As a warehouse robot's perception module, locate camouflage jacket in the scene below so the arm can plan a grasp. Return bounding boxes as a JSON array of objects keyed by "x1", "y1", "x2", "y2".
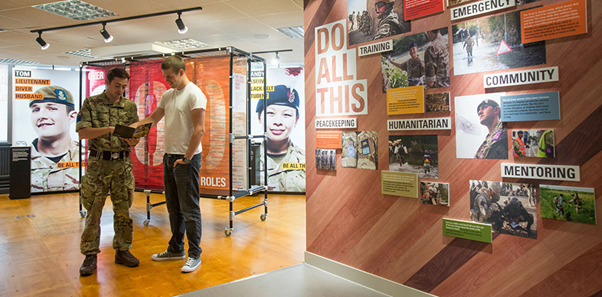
[
  {"x1": 76, "y1": 91, "x2": 139, "y2": 152},
  {"x1": 475, "y1": 121, "x2": 508, "y2": 159},
  {"x1": 398, "y1": 57, "x2": 425, "y2": 82},
  {"x1": 373, "y1": 11, "x2": 402, "y2": 40},
  {"x1": 425, "y1": 34, "x2": 450, "y2": 88},
  {"x1": 31, "y1": 139, "x2": 79, "y2": 193},
  {"x1": 464, "y1": 37, "x2": 474, "y2": 49},
  {"x1": 259, "y1": 141, "x2": 306, "y2": 192}
]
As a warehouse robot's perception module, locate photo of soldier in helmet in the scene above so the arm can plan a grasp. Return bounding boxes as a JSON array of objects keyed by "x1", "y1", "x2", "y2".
[
  {"x1": 348, "y1": 0, "x2": 411, "y2": 46},
  {"x1": 420, "y1": 182, "x2": 449, "y2": 206}
]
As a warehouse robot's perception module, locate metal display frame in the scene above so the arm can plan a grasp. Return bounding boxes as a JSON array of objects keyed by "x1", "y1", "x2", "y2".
[{"x1": 77, "y1": 47, "x2": 268, "y2": 236}]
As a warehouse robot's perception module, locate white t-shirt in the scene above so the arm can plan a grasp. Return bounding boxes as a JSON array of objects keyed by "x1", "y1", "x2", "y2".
[{"x1": 158, "y1": 82, "x2": 207, "y2": 155}]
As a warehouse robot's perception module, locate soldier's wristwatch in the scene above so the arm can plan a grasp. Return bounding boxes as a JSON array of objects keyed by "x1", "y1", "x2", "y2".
[{"x1": 182, "y1": 157, "x2": 191, "y2": 164}]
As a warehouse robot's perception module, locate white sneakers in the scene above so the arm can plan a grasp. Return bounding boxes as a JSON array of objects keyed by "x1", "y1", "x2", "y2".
[
  {"x1": 152, "y1": 250, "x2": 201, "y2": 273},
  {"x1": 181, "y1": 257, "x2": 202, "y2": 273},
  {"x1": 151, "y1": 250, "x2": 186, "y2": 261}
]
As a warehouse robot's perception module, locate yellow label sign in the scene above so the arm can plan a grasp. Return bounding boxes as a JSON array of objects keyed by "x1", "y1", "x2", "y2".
[
  {"x1": 57, "y1": 162, "x2": 80, "y2": 169},
  {"x1": 386, "y1": 85, "x2": 425, "y2": 115},
  {"x1": 15, "y1": 78, "x2": 50, "y2": 85},
  {"x1": 15, "y1": 86, "x2": 33, "y2": 92},
  {"x1": 381, "y1": 171, "x2": 418, "y2": 198},
  {"x1": 251, "y1": 93, "x2": 274, "y2": 100},
  {"x1": 251, "y1": 85, "x2": 274, "y2": 92},
  {"x1": 282, "y1": 162, "x2": 306, "y2": 169},
  {"x1": 15, "y1": 93, "x2": 43, "y2": 100}
]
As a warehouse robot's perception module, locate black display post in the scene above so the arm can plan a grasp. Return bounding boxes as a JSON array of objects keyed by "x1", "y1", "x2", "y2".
[
  {"x1": 9, "y1": 146, "x2": 31, "y2": 199},
  {"x1": 249, "y1": 142, "x2": 261, "y2": 187}
]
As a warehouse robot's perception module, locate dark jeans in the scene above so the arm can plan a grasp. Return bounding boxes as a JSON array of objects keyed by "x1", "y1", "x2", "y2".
[{"x1": 163, "y1": 153, "x2": 202, "y2": 258}]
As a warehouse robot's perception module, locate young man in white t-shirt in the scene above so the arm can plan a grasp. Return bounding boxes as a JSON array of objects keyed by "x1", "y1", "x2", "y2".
[{"x1": 131, "y1": 55, "x2": 207, "y2": 273}]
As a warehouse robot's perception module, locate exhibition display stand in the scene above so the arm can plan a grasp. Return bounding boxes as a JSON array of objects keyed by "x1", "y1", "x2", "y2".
[{"x1": 9, "y1": 146, "x2": 31, "y2": 199}]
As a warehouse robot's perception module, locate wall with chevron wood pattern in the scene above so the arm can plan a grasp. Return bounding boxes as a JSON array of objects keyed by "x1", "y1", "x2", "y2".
[{"x1": 304, "y1": 0, "x2": 602, "y2": 295}]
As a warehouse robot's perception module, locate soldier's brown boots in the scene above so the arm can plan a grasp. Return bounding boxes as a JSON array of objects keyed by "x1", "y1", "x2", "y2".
[
  {"x1": 79, "y1": 255, "x2": 97, "y2": 276},
  {"x1": 115, "y1": 250, "x2": 140, "y2": 267}
]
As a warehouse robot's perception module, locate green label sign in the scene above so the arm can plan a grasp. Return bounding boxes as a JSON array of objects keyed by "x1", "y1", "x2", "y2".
[{"x1": 442, "y1": 218, "x2": 492, "y2": 243}]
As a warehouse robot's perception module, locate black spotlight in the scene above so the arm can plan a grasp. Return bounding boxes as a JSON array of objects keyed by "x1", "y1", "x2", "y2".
[
  {"x1": 36, "y1": 32, "x2": 49, "y2": 50},
  {"x1": 100, "y1": 23, "x2": 113, "y2": 43},
  {"x1": 175, "y1": 12, "x2": 188, "y2": 34}
]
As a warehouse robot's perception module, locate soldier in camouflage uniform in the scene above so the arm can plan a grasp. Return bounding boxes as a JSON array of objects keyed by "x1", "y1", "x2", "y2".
[
  {"x1": 360, "y1": 11, "x2": 372, "y2": 35},
  {"x1": 77, "y1": 68, "x2": 140, "y2": 276},
  {"x1": 471, "y1": 182, "x2": 503, "y2": 232},
  {"x1": 373, "y1": 0, "x2": 408, "y2": 40},
  {"x1": 256, "y1": 85, "x2": 305, "y2": 192},
  {"x1": 463, "y1": 33, "x2": 474, "y2": 57},
  {"x1": 474, "y1": 100, "x2": 508, "y2": 159},
  {"x1": 29, "y1": 86, "x2": 79, "y2": 193},
  {"x1": 424, "y1": 29, "x2": 450, "y2": 88},
  {"x1": 387, "y1": 41, "x2": 425, "y2": 86},
  {"x1": 508, "y1": 24, "x2": 518, "y2": 46}
]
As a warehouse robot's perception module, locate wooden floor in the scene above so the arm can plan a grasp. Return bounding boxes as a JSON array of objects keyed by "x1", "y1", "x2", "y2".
[{"x1": 0, "y1": 191, "x2": 306, "y2": 297}]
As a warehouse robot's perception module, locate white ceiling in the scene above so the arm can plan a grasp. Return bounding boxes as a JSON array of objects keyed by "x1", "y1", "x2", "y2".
[{"x1": 0, "y1": 0, "x2": 304, "y2": 67}]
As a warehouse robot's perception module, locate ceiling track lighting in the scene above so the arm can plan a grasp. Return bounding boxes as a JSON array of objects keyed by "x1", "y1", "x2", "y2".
[
  {"x1": 100, "y1": 22, "x2": 113, "y2": 43},
  {"x1": 36, "y1": 32, "x2": 49, "y2": 50},
  {"x1": 252, "y1": 49, "x2": 292, "y2": 68},
  {"x1": 31, "y1": 6, "x2": 202, "y2": 50},
  {"x1": 272, "y1": 52, "x2": 280, "y2": 67},
  {"x1": 176, "y1": 12, "x2": 188, "y2": 34}
]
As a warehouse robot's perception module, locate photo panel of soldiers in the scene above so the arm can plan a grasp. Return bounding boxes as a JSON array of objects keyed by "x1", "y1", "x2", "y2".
[
  {"x1": 341, "y1": 131, "x2": 378, "y2": 169},
  {"x1": 316, "y1": 149, "x2": 337, "y2": 170},
  {"x1": 388, "y1": 135, "x2": 438, "y2": 178},
  {"x1": 511, "y1": 129, "x2": 555, "y2": 158},
  {"x1": 425, "y1": 92, "x2": 450, "y2": 113},
  {"x1": 381, "y1": 27, "x2": 449, "y2": 92},
  {"x1": 451, "y1": 9, "x2": 547, "y2": 76},
  {"x1": 12, "y1": 68, "x2": 81, "y2": 194},
  {"x1": 347, "y1": 0, "x2": 411, "y2": 46},
  {"x1": 540, "y1": 185, "x2": 596, "y2": 225},
  {"x1": 470, "y1": 180, "x2": 537, "y2": 239},
  {"x1": 512, "y1": 129, "x2": 556, "y2": 158},
  {"x1": 455, "y1": 93, "x2": 508, "y2": 159},
  {"x1": 420, "y1": 182, "x2": 449, "y2": 206}
]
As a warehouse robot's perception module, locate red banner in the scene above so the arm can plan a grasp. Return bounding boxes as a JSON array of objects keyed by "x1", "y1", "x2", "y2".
[
  {"x1": 404, "y1": 0, "x2": 444, "y2": 20},
  {"x1": 129, "y1": 60, "x2": 168, "y2": 190}
]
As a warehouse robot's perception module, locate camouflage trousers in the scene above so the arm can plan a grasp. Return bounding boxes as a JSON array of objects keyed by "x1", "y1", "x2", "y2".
[{"x1": 80, "y1": 157, "x2": 134, "y2": 255}]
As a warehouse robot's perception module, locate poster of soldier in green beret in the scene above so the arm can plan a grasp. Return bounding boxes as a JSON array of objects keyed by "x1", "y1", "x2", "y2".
[
  {"x1": 455, "y1": 93, "x2": 508, "y2": 159},
  {"x1": 12, "y1": 68, "x2": 81, "y2": 193}
]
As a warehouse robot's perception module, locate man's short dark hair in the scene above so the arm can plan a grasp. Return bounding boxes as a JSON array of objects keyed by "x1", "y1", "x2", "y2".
[
  {"x1": 106, "y1": 68, "x2": 130, "y2": 83},
  {"x1": 161, "y1": 55, "x2": 186, "y2": 73}
]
